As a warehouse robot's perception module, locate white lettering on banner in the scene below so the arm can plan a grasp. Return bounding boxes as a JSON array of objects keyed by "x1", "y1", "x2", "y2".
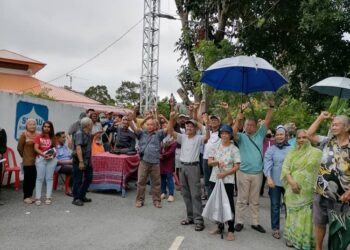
[{"x1": 16, "y1": 107, "x2": 45, "y2": 139}]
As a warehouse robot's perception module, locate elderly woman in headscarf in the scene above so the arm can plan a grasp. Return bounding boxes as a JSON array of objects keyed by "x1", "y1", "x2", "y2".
[
  {"x1": 208, "y1": 124, "x2": 240, "y2": 241},
  {"x1": 263, "y1": 125, "x2": 292, "y2": 239},
  {"x1": 281, "y1": 129, "x2": 322, "y2": 249}
]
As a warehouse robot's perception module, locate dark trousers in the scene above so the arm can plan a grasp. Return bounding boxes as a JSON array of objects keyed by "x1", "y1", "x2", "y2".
[
  {"x1": 269, "y1": 186, "x2": 285, "y2": 230},
  {"x1": 217, "y1": 183, "x2": 235, "y2": 232},
  {"x1": 23, "y1": 165, "x2": 37, "y2": 199},
  {"x1": 260, "y1": 175, "x2": 267, "y2": 195},
  {"x1": 202, "y1": 159, "x2": 213, "y2": 197},
  {"x1": 72, "y1": 160, "x2": 93, "y2": 201}
]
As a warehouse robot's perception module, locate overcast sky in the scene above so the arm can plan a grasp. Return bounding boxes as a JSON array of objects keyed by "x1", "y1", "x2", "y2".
[{"x1": 0, "y1": 0, "x2": 183, "y2": 100}]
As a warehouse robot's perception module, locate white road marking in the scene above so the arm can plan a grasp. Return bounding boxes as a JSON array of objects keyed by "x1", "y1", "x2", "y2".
[{"x1": 169, "y1": 236, "x2": 185, "y2": 250}]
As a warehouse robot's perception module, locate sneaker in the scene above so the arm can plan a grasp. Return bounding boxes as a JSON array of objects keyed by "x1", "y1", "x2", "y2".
[
  {"x1": 35, "y1": 200, "x2": 41, "y2": 206},
  {"x1": 160, "y1": 193, "x2": 167, "y2": 200},
  {"x1": 167, "y1": 195, "x2": 174, "y2": 202},
  {"x1": 72, "y1": 199, "x2": 84, "y2": 206}
]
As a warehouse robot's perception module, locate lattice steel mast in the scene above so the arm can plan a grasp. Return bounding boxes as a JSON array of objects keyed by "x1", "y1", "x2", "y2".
[{"x1": 140, "y1": 0, "x2": 160, "y2": 114}]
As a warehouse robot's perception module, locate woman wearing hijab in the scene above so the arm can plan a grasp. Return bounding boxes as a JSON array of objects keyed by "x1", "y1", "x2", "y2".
[
  {"x1": 208, "y1": 125, "x2": 240, "y2": 241},
  {"x1": 263, "y1": 125, "x2": 292, "y2": 239},
  {"x1": 281, "y1": 129, "x2": 322, "y2": 249},
  {"x1": 17, "y1": 118, "x2": 38, "y2": 204}
]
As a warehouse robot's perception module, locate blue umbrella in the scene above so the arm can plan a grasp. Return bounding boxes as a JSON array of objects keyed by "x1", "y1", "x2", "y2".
[{"x1": 200, "y1": 55, "x2": 288, "y2": 94}]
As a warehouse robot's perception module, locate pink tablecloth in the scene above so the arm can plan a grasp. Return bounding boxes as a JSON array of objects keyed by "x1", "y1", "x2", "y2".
[{"x1": 90, "y1": 152, "x2": 140, "y2": 197}]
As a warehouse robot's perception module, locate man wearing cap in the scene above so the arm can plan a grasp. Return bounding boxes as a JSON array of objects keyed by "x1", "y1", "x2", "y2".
[
  {"x1": 233, "y1": 100, "x2": 274, "y2": 234},
  {"x1": 168, "y1": 112, "x2": 210, "y2": 231}
]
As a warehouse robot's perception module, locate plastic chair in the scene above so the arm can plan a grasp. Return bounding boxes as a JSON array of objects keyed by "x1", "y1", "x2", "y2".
[
  {"x1": 53, "y1": 171, "x2": 71, "y2": 194},
  {"x1": 2, "y1": 147, "x2": 21, "y2": 191}
]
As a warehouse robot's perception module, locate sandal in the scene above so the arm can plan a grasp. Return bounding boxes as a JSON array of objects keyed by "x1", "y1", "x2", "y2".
[
  {"x1": 154, "y1": 202, "x2": 162, "y2": 208},
  {"x1": 272, "y1": 230, "x2": 281, "y2": 239},
  {"x1": 45, "y1": 198, "x2": 52, "y2": 205},
  {"x1": 135, "y1": 201, "x2": 143, "y2": 208},
  {"x1": 180, "y1": 219, "x2": 194, "y2": 226},
  {"x1": 286, "y1": 241, "x2": 293, "y2": 248},
  {"x1": 35, "y1": 199, "x2": 41, "y2": 206},
  {"x1": 195, "y1": 224, "x2": 205, "y2": 231},
  {"x1": 226, "y1": 232, "x2": 235, "y2": 241},
  {"x1": 23, "y1": 198, "x2": 33, "y2": 204}
]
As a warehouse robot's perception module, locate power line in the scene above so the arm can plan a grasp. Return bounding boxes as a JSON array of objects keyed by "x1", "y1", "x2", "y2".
[
  {"x1": 17, "y1": 17, "x2": 143, "y2": 93},
  {"x1": 47, "y1": 17, "x2": 143, "y2": 83}
]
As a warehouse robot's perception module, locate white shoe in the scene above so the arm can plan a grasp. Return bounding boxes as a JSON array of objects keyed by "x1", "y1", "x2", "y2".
[
  {"x1": 167, "y1": 195, "x2": 174, "y2": 202},
  {"x1": 35, "y1": 200, "x2": 41, "y2": 206},
  {"x1": 160, "y1": 193, "x2": 167, "y2": 200}
]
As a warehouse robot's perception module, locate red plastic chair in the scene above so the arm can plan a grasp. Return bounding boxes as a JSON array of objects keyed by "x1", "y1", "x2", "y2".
[
  {"x1": 2, "y1": 147, "x2": 21, "y2": 191},
  {"x1": 53, "y1": 171, "x2": 71, "y2": 193}
]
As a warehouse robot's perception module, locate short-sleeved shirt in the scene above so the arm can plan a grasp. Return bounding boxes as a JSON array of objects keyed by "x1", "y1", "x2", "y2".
[
  {"x1": 315, "y1": 135, "x2": 350, "y2": 202},
  {"x1": 55, "y1": 144, "x2": 72, "y2": 172},
  {"x1": 208, "y1": 143, "x2": 240, "y2": 184},
  {"x1": 137, "y1": 129, "x2": 166, "y2": 164},
  {"x1": 176, "y1": 133, "x2": 204, "y2": 163},
  {"x1": 203, "y1": 130, "x2": 220, "y2": 160},
  {"x1": 237, "y1": 125, "x2": 267, "y2": 174},
  {"x1": 74, "y1": 130, "x2": 92, "y2": 161},
  {"x1": 34, "y1": 134, "x2": 53, "y2": 154}
]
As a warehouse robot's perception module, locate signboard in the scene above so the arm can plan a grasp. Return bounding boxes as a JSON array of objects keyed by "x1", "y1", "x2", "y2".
[{"x1": 15, "y1": 101, "x2": 48, "y2": 140}]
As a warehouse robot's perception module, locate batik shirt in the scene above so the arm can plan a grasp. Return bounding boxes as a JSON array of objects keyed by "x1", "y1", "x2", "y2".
[{"x1": 316, "y1": 136, "x2": 350, "y2": 202}]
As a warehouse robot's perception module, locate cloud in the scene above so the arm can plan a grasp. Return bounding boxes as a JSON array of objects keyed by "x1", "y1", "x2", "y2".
[{"x1": 0, "y1": 0, "x2": 183, "y2": 100}]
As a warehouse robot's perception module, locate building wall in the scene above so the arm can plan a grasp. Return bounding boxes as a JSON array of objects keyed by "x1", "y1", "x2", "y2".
[{"x1": 0, "y1": 91, "x2": 84, "y2": 183}]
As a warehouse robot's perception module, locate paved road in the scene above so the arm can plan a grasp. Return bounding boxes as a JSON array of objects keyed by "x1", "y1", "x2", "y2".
[{"x1": 0, "y1": 183, "x2": 294, "y2": 250}]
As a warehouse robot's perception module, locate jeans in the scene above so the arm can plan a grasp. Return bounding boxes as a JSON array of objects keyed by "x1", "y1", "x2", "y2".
[
  {"x1": 202, "y1": 159, "x2": 213, "y2": 197},
  {"x1": 35, "y1": 157, "x2": 58, "y2": 199},
  {"x1": 161, "y1": 173, "x2": 174, "y2": 195},
  {"x1": 72, "y1": 160, "x2": 93, "y2": 201},
  {"x1": 269, "y1": 186, "x2": 285, "y2": 230}
]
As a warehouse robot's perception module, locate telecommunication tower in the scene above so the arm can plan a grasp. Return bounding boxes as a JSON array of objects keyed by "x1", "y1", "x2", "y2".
[{"x1": 140, "y1": 0, "x2": 160, "y2": 114}]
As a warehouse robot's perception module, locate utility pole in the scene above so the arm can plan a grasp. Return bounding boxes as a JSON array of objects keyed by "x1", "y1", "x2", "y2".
[
  {"x1": 66, "y1": 74, "x2": 73, "y2": 89},
  {"x1": 140, "y1": 0, "x2": 160, "y2": 114}
]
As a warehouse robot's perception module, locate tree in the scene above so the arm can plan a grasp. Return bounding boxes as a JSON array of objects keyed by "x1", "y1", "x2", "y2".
[
  {"x1": 174, "y1": 0, "x2": 350, "y2": 112},
  {"x1": 84, "y1": 85, "x2": 115, "y2": 105},
  {"x1": 115, "y1": 81, "x2": 140, "y2": 107}
]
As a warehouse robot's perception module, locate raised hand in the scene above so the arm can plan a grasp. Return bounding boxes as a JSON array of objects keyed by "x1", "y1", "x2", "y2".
[
  {"x1": 193, "y1": 102, "x2": 200, "y2": 110},
  {"x1": 267, "y1": 99, "x2": 275, "y2": 108},
  {"x1": 319, "y1": 111, "x2": 332, "y2": 120},
  {"x1": 219, "y1": 102, "x2": 229, "y2": 110}
]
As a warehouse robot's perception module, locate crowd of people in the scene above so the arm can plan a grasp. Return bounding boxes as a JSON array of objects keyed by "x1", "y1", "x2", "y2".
[{"x1": 0, "y1": 99, "x2": 350, "y2": 250}]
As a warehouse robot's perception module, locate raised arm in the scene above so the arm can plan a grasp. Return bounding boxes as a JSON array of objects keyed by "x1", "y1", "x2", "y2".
[
  {"x1": 166, "y1": 111, "x2": 178, "y2": 138},
  {"x1": 220, "y1": 102, "x2": 233, "y2": 125},
  {"x1": 264, "y1": 99, "x2": 275, "y2": 129},
  {"x1": 307, "y1": 111, "x2": 332, "y2": 144},
  {"x1": 202, "y1": 114, "x2": 210, "y2": 143}
]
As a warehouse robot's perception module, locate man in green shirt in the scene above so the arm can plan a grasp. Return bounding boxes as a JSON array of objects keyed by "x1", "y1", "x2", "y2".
[{"x1": 233, "y1": 101, "x2": 274, "y2": 233}]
